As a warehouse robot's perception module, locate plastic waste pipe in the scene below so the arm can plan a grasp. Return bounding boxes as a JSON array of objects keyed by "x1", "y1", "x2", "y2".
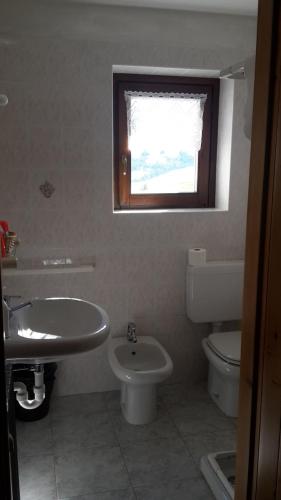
[{"x1": 14, "y1": 366, "x2": 45, "y2": 410}]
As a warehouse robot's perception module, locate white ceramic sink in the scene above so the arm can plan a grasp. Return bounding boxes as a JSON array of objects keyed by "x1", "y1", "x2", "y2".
[{"x1": 5, "y1": 298, "x2": 110, "y2": 364}]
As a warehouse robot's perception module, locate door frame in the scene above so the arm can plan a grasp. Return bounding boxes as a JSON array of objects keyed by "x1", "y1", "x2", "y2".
[
  {"x1": 0, "y1": 264, "x2": 12, "y2": 500},
  {"x1": 236, "y1": 0, "x2": 281, "y2": 498},
  {"x1": 0, "y1": 1, "x2": 281, "y2": 499}
]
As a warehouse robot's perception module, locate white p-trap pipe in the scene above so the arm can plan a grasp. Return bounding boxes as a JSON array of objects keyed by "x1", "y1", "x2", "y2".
[{"x1": 14, "y1": 366, "x2": 45, "y2": 410}]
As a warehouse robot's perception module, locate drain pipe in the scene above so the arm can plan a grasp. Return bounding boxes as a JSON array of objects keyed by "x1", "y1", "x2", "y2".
[{"x1": 14, "y1": 365, "x2": 45, "y2": 410}]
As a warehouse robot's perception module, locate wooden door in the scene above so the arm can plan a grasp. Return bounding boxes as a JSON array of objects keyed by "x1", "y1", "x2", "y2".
[{"x1": 236, "y1": 0, "x2": 281, "y2": 498}]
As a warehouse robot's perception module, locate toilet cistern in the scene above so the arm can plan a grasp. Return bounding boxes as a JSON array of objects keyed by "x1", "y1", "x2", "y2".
[
  {"x1": 127, "y1": 322, "x2": 137, "y2": 343},
  {"x1": 186, "y1": 260, "x2": 244, "y2": 417}
]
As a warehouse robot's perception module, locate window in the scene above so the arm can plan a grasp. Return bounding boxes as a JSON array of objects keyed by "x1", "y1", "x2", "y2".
[{"x1": 113, "y1": 73, "x2": 220, "y2": 210}]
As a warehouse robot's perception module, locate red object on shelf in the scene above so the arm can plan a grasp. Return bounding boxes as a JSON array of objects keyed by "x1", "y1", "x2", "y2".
[{"x1": 0, "y1": 220, "x2": 9, "y2": 257}]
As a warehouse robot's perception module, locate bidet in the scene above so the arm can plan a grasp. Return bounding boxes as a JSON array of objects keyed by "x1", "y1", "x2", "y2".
[{"x1": 108, "y1": 336, "x2": 173, "y2": 424}]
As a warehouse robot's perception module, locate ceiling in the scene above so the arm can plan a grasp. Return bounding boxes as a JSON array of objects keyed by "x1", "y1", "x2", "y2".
[{"x1": 65, "y1": 0, "x2": 258, "y2": 16}]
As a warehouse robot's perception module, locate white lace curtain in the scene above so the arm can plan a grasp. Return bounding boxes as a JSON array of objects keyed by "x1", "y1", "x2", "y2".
[{"x1": 124, "y1": 90, "x2": 207, "y2": 156}]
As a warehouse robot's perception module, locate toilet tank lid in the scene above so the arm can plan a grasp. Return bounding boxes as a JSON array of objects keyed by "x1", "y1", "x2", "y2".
[
  {"x1": 187, "y1": 260, "x2": 244, "y2": 275},
  {"x1": 208, "y1": 331, "x2": 241, "y2": 363}
]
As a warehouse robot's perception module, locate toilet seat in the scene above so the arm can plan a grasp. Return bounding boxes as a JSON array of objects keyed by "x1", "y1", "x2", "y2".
[{"x1": 207, "y1": 331, "x2": 241, "y2": 366}]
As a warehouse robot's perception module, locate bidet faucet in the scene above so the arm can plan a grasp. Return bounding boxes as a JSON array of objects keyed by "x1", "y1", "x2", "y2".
[{"x1": 127, "y1": 322, "x2": 137, "y2": 343}]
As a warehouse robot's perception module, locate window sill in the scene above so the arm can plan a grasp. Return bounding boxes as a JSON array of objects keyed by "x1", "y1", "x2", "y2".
[{"x1": 113, "y1": 208, "x2": 228, "y2": 214}]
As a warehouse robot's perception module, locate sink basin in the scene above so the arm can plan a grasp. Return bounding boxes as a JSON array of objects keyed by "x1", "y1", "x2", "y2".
[{"x1": 5, "y1": 297, "x2": 110, "y2": 364}]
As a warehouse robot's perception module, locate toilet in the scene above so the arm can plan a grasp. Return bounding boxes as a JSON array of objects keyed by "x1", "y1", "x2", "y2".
[
  {"x1": 108, "y1": 336, "x2": 173, "y2": 425},
  {"x1": 186, "y1": 260, "x2": 244, "y2": 418},
  {"x1": 202, "y1": 330, "x2": 241, "y2": 417}
]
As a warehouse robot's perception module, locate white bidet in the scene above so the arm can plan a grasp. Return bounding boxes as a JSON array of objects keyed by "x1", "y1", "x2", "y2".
[{"x1": 108, "y1": 336, "x2": 173, "y2": 424}]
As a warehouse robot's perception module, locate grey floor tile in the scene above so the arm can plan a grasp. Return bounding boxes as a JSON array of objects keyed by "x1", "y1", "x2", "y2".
[
  {"x1": 168, "y1": 397, "x2": 215, "y2": 417},
  {"x1": 121, "y1": 437, "x2": 199, "y2": 488},
  {"x1": 134, "y1": 477, "x2": 213, "y2": 500},
  {"x1": 110, "y1": 410, "x2": 179, "y2": 445},
  {"x1": 185, "y1": 383, "x2": 210, "y2": 403},
  {"x1": 52, "y1": 411, "x2": 117, "y2": 454},
  {"x1": 159, "y1": 382, "x2": 209, "y2": 407},
  {"x1": 170, "y1": 399, "x2": 235, "y2": 436},
  {"x1": 18, "y1": 387, "x2": 236, "y2": 500},
  {"x1": 55, "y1": 446, "x2": 130, "y2": 498},
  {"x1": 105, "y1": 391, "x2": 165, "y2": 414},
  {"x1": 19, "y1": 454, "x2": 57, "y2": 500},
  {"x1": 58, "y1": 488, "x2": 135, "y2": 500},
  {"x1": 17, "y1": 416, "x2": 54, "y2": 457},
  {"x1": 158, "y1": 384, "x2": 189, "y2": 407},
  {"x1": 183, "y1": 429, "x2": 237, "y2": 465},
  {"x1": 105, "y1": 391, "x2": 121, "y2": 411},
  {"x1": 51, "y1": 392, "x2": 107, "y2": 418}
]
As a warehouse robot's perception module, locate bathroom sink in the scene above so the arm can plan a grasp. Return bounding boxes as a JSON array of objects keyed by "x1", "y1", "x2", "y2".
[{"x1": 5, "y1": 298, "x2": 110, "y2": 364}]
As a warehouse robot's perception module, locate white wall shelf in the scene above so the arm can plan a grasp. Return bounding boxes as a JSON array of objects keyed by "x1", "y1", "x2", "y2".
[{"x1": 1, "y1": 257, "x2": 95, "y2": 276}]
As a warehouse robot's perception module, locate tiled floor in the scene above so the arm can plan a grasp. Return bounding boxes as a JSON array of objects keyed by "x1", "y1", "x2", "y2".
[{"x1": 16, "y1": 383, "x2": 237, "y2": 500}]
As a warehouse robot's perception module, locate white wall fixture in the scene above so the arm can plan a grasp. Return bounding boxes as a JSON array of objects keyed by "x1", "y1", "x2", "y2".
[
  {"x1": 186, "y1": 260, "x2": 243, "y2": 417},
  {"x1": 108, "y1": 335, "x2": 173, "y2": 424},
  {"x1": 202, "y1": 330, "x2": 241, "y2": 417},
  {"x1": 5, "y1": 297, "x2": 110, "y2": 364},
  {"x1": 186, "y1": 261, "x2": 244, "y2": 323}
]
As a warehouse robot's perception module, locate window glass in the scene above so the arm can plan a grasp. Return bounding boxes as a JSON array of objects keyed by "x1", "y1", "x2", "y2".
[{"x1": 125, "y1": 93, "x2": 206, "y2": 194}]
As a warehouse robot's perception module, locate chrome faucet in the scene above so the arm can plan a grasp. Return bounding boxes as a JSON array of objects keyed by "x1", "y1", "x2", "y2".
[
  {"x1": 127, "y1": 322, "x2": 137, "y2": 343},
  {"x1": 3, "y1": 295, "x2": 32, "y2": 318}
]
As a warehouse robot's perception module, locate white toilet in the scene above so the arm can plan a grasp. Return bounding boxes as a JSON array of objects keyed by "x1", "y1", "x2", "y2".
[
  {"x1": 186, "y1": 260, "x2": 244, "y2": 418},
  {"x1": 108, "y1": 336, "x2": 173, "y2": 424},
  {"x1": 202, "y1": 330, "x2": 241, "y2": 417}
]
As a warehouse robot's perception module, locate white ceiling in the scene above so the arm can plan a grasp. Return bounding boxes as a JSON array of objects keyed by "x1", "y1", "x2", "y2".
[{"x1": 67, "y1": 0, "x2": 258, "y2": 16}]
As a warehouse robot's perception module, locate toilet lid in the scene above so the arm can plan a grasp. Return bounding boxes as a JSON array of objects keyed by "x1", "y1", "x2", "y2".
[{"x1": 208, "y1": 331, "x2": 241, "y2": 364}]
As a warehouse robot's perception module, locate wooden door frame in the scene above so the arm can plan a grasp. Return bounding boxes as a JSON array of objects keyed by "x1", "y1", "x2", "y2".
[
  {"x1": 236, "y1": 0, "x2": 281, "y2": 498},
  {"x1": 0, "y1": 265, "x2": 12, "y2": 500},
  {"x1": 0, "y1": 1, "x2": 280, "y2": 499}
]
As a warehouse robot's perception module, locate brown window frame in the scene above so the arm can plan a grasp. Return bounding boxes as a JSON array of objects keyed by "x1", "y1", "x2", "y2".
[{"x1": 113, "y1": 73, "x2": 220, "y2": 210}]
